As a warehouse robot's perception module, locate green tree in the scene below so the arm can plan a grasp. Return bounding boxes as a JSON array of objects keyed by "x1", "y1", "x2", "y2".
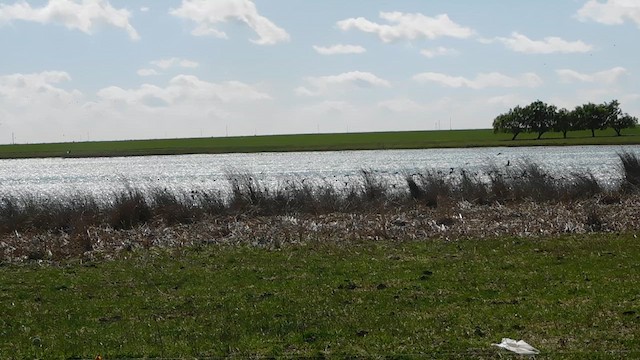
[
  {"x1": 553, "y1": 108, "x2": 575, "y2": 139},
  {"x1": 525, "y1": 100, "x2": 557, "y2": 139},
  {"x1": 574, "y1": 102, "x2": 608, "y2": 137},
  {"x1": 493, "y1": 106, "x2": 528, "y2": 140},
  {"x1": 602, "y1": 100, "x2": 637, "y2": 136},
  {"x1": 610, "y1": 113, "x2": 638, "y2": 136}
]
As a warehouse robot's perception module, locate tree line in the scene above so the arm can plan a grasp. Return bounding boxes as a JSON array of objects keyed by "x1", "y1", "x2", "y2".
[{"x1": 492, "y1": 100, "x2": 638, "y2": 140}]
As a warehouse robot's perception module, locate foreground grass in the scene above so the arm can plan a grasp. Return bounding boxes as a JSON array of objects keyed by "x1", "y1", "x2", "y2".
[
  {"x1": 1, "y1": 128, "x2": 640, "y2": 158},
  {"x1": 1, "y1": 233, "x2": 638, "y2": 358}
]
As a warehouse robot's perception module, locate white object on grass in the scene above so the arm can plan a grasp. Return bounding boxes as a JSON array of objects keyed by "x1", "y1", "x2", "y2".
[{"x1": 492, "y1": 338, "x2": 540, "y2": 355}]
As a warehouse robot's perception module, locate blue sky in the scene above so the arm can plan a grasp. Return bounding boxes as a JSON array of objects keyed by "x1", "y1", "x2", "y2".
[{"x1": 0, "y1": 0, "x2": 638, "y2": 144}]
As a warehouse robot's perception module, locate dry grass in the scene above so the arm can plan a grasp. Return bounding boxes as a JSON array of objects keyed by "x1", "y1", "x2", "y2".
[
  {"x1": 3, "y1": 192, "x2": 640, "y2": 263},
  {"x1": 1, "y1": 152, "x2": 640, "y2": 262}
]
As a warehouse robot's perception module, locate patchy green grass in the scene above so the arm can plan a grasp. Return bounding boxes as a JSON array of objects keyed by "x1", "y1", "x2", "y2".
[
  {"x1": 1, "y1": 233, "x2": 638, "y2": 358},
  {"x1": 1, "y1": 128, "x2": 640, "y2": 158}
]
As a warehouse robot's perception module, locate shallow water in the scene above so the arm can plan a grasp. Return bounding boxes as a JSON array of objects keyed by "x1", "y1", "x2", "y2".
[{"x1": 0, "y1": 145, "x2": 635, "y2": 197}]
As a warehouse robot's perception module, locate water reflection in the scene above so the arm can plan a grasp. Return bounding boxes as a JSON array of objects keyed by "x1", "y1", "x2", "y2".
[{"x1": 0, "y1": 145, "x2": 635, "y2": 197}]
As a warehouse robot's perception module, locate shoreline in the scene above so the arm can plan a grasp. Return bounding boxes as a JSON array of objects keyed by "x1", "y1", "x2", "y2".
[
  {"x1": 2, "y1": 152, "x2": 640, "y2": 262},
  {"x1": 1, "y1": 128, "x2": 639, "y2": 159},
  {"x1": 3, "y1": 194, "x2": 639, "y2": 263}
]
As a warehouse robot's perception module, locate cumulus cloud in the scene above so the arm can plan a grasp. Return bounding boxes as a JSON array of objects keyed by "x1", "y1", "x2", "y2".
[
  {"x1": 0, "y1": 0, "x2": 139, "y2": 40},
  {"x1": 98, "y1": 75, "x2": 271, "y2": 106},
  {"x1": 337, "y1": 11, "x2": 474, "y2": 42},
  {"x1": 413, "y1": 71, "x2": 543, "y2": 89},
  {"x1": 296, "y1": 71, "x2": 391, "y2": 96},
  {"x1": 0, "y1": 71, "x2": 88, "y2": 143},
  {"x1": 0, "y1": 71, "x2": 277, "y2": 142},
  {"x1": 150, "y1": 57, "x2": 199, "y2": 70},
  {"x1": 556, "y1": 66, "x2": 628, "y2": 84},
  {"x1": 576, "y1": 0, "x2": 640, "y2": 27},
  {"x1": 488, "y1": 32, "x2": 593, "y2": 54},
  {"x1": 313, "y1": 44, "x2": 366, "y2": 55},
  {"x1": 91, "y1": 76, "x2": 274, "y2": 140},
  {"x1": 420, "y1": 46, "x2": 458, "y2": 58},
  {"x1": 170, "y1": 0, "x2": 290, "y2": 45},
  {"x1": 0, "y1": 71, "x2": 82, "y2": 106},
  {"x1": 137, "y1": 58, "x2": 199, "y2": 77}
]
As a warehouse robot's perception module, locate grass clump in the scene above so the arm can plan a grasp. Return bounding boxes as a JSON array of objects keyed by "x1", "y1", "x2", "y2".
[
  {"x1": 108, "y1": 187, "x2": 152, "y2": 230},
  {"x1": 619, "y1": 150, "x2": 640, "y2": 191},
  {"x1": 406, "y1": 170, "x2": 452, "y2": 207},
  {"x1": 149, "y1": 188, "x2": 198, "y2": 225}
]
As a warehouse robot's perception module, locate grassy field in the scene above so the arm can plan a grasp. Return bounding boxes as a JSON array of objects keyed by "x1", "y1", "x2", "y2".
[
  {"x1": 1, "y1": 233, "x2": 638, "y2": 359},
  {"x1": 1, "y1": 128, "x2": 640, "y2": 158}
]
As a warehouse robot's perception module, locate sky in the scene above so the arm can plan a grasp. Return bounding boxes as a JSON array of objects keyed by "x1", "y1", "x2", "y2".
[{"x1": 0, "y1": 0, "x2": 639, "y2": 144}]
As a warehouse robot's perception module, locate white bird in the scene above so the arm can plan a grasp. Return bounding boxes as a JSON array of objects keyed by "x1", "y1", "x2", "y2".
[{"x1": 492, "y1": 338, "x2": 540, "y2": 356}]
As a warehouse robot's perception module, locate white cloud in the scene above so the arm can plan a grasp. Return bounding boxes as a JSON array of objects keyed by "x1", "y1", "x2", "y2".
[
  {"x1": 556, "y1": 66, "x2": 628, "y2": 83},
  {"x1": 0, "y1": 71, "x2": 82, "y2": 106},
  {"x1": 140, "y1": 7, "x2": 149, "y2": 12},
  {"x1": 0, "y1": 71, "x2": 88, "y2": 143},
  {"x1": 150, "y1": 57, "x2": 199, "y2": 70},
  {"x1": 97, "y1": 75, "x2": 271, "y2": 106},
  {"x1": 170, "y1": 0, "x2": 290, "y2": 45},
  {"x1": 0, "y1": 0, "x2": 139, "y2": 40},
  {"x1": 550, "y1": 89, "x2": 640, "y2": 116},
  {"x1": 307, "y1": 71, "x2": 391, "y2": 87},
  {"x1": 337, "y1": 11, "x2": 474, "y2": 43},
  {"x1": 576, "y1": 0, "x2": 640, "y2": 27},
  {"x1": 490, "y1": 32, "x2": 593, "y2": 54},
  {"x1": 420, "y1": 46, "x2": 458, "y2": 58},
  {"x1": 88, "y1": 76, "x2": 275, "y2": 140},
  {"x1": 137, "y1": 68, "x2": 159, "y2": 77},
  {"x1": 313, "y1": 44, "x2": 366, "y2": 55},
  {"x1": 413, "y1": 72, "x2": 543, "y2": 89},
  {"x1": 296, "y1": 71, "x2": 391, "y2": 96},
  {"x1": 137, "y1": 58, "x2": 199, "y2": 76}
]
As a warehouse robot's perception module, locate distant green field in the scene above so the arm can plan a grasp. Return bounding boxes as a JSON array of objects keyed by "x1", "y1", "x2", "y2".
[{"x1": 1, "y1": 128, "x2": 640, "y2": 158}]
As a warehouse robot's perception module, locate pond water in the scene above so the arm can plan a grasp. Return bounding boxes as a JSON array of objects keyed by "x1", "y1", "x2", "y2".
[{"x1": 0, "y1": 145, "x2": 636, "y2": 197}]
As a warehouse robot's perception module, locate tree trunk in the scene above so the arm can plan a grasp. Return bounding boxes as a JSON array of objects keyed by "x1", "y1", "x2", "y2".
[
  {"x1": 562, "y1": 130, "x2": 567, "y2": 139},
  {"x1": 591, "y1": 128, "x2": 596, "y2": 137},
  {"x1": 511, "y1": 132, "x2": 519, "y2": 140},
  {"x1": 615, "y1": 128, "x2": 622, "y2": 136},
  {"x1": 537, "y1": 132, "x2": 544, "y2": 140}
]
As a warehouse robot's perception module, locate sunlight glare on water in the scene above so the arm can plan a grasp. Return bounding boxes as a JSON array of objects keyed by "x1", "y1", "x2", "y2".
[{"x1": 0, "y1": 145, "x2": 635, "y2": 197}]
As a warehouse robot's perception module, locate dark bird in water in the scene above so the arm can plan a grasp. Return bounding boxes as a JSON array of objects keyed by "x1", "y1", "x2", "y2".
[{"x1": 506, "y1": 160, "x2": 511, "y2": 166}]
